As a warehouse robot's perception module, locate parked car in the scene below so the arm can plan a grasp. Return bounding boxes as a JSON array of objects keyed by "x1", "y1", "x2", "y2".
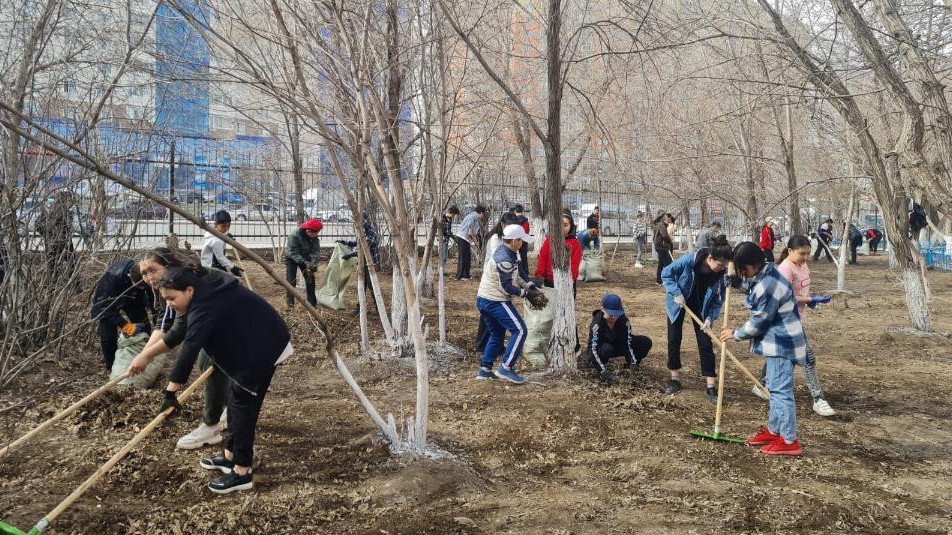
[
  {"x1": 232, "y1": 203, "x2": 285, "y2": 222},
  {"x1": 109, "y1": 200, "x2": 168, "y2": 220},
  {"x1": 316, "y1": 204, "x2": 353, "y2": 223}
]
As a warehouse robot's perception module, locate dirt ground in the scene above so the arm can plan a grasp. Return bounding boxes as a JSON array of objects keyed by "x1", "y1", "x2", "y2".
[{"x1": 2, "y1": 251, "x2": 952, "y2": 534}]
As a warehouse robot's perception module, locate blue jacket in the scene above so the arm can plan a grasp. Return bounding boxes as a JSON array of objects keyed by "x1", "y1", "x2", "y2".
[{"x1": 660, "y1": 250, "x2": 726, "y2": 323}]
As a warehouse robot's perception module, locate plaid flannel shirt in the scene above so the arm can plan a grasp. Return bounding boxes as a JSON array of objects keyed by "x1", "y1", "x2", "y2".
[{"x1": 732, "y1": 263, "x2": 807, "y2": 361}]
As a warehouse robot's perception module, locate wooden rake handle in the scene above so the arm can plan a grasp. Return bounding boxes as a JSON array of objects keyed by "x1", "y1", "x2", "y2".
[
  {"x1": 0, "y1": 374, "x2": 128, "y2": 461},
  {"x1": 231, "y1": 246, "x2": 254, "y2": 291},
  {"x1": 680, "y1": 303, "x2": 770, "y2": 399},
  {"x1": 33, "y1": 366, "x2": 215, "y2": 533}
]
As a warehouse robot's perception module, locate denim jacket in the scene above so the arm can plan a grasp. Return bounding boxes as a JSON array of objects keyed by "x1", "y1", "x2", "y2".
[{"x1": 660, "y1": 249, "x2": 726, "y2": 323}]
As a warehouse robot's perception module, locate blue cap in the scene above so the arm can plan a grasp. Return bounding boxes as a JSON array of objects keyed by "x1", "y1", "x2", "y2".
[{"x1": 601, "y1": 294, "x2": 624, "y2": 317}]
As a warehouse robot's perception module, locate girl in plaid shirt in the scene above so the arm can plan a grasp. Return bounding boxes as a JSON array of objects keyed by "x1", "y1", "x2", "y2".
[{"x1": 720, "y1": 242, "x2": 807, "y2": 456}]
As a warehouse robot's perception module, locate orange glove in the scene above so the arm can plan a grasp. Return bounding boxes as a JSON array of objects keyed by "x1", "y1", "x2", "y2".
[{"x1": 121, "y1": 322, "x2": 136, "y2": 336}]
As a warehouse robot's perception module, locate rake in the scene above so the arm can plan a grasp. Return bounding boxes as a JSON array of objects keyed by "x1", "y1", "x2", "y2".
[
  {"x1": 0, "y1": 367, "x2": 213, "y2": 535},
  {"x1": 687, "y1": 263, "x2": 745, "y2": 444},
  {"x1": 0, "y1": 374, "x2": 127, "y2": 461}
]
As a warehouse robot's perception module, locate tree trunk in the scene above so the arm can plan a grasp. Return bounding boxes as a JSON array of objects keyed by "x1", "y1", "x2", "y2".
[
  {"x1": 289, "y1": 112, "x2": 306, "y2": 223},
  {"x1": 543, "y1": 0, "x2": 576, "y2": 370},
  {"x1": 837, "y1": 184, "x2": 856, "y2": 290},
  {"x1": 757, "y1": 0, "x2": 932, "y2": 331}
]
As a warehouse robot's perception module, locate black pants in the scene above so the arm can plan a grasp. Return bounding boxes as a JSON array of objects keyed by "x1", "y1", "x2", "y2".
[
  {"x1": 849, "y1": 238, "x2": 861, "y2": 264},
  {"x1": 285, "y1": 258, "x2": 316, "y2": 307},
  {"x1": 454, "y1": 236, "x2": 472, "y2": 279},
  {"x1": 655, "y1": 248, "x2": 673, "y2": 284},
  {"x1": 813, "y1": 238, "x2": 834, "y2": 262},
  {"x1": 518, "y1": 242, "x2": 529, "y2": 274},
  {"x1": 667, "y1": 309, "x2": 716, "y2": 377},
  {"x1": 475, "y1": 315, "x2": 492, "y2": 354},
  {"x1": 225, "y1": 366, "x2": 276, "y2": 467},
  {"x1": 98, "y1": 307, "x2": 149, "y2": 370},
  {"x1": 869, "y1": 237, "x2": 881, "y2": 253},
  {"x1": 590, "y1": 336, "x2": 653, "y2": 372},
  {"x1": 763, "y1": 247, "x2": 775, "y2": 264}
]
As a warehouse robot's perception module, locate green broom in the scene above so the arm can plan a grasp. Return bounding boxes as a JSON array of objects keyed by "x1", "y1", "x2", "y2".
[{"x1": 689, "y1": 262, "x2": 746, "y2": 444}]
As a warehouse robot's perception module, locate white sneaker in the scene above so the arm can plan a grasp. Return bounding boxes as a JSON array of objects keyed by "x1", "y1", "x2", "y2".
[
  {"x1": 219, "y1": 408, "x2": 228, "y2": 430},
  {"x1": 634, "y1": 262, "x2": 644, "y2": 268},
  {"x1": 752, "y1": 384, "x2": 769, "y2": 400},
  {"x1": 176, "y1": 423, "x2": 223, "y2": 450},
  {"x1": 812, "y1": 398, "x2": 836, "y2": 417}
]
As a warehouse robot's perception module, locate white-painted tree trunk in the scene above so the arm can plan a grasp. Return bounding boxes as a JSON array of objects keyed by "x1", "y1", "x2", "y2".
[
  {"x1": 548, "y1": 268, "x2": 578, "y2": 369},
  {"x1": 837, "y1": 186, "x2": 856, "y2": 291},
  {"x1": 531, "y1": 216, "x2": 546, "y2": 253},
  {"x1": 900, "y1": 268, "x2": 932, "y2": 331},
  {"x1": 438, "y1": 259, "x2": 446, "y2": 344},
  {"x1": 391, "y1": 260, "x2": 407, "y2": 340},
  {"x1": 357, "y1": 254, "x2": 370, "y2": 354}
]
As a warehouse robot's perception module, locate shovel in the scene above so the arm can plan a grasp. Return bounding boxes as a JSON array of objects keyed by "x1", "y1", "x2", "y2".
[
  {"x1": 0, "y1": 367, "x2": 213, "y2": 535},
  {"x1": 0, "y1": 374, "x2": 128, "y2": 461},
  {"x1": 689, "y1": 263, "x2": 746, "y2": 444}
]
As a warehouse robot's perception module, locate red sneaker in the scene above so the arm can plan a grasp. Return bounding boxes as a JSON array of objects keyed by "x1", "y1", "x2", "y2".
[
  {"x1": 747, "y1": 427, "x2": 781, "y2": 446},
  {"x1": 760, "y1": 439, "x2": 803, "y2": 456}
]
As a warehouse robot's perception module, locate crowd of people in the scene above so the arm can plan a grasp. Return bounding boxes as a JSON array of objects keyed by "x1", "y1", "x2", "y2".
[
  {"x1": 451, "y1": 206, "x2": 846, "y2": 459},
  {"x1": 86, "y1": 204, "x2": 878, "y2": 497}
]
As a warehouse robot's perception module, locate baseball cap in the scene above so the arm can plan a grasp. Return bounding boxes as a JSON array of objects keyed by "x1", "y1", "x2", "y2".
[
  {"x1": 601, "y1": 294, "x2": 624, "y2": 317},
  {"x1": 502, "y1": 224, "x2": 528, "y2": 241}
]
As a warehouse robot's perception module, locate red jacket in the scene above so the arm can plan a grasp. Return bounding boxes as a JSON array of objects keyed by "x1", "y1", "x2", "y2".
[
  {"x1": 516, "y1": 215, "x2": 530, "y2": 234},
  {"x1": 760, "y1": 225, "x2": 775, "y2": 251},
  {"x1": 535, "y1": 235, "x2": 582, "y2": 283}
]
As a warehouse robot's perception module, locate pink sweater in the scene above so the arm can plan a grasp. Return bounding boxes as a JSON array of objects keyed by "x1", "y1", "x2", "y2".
[{"x1": 777, "y1": 258, "x2": 810, "y2": 314}]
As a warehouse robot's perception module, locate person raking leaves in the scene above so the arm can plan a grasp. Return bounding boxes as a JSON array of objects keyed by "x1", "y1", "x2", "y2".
[
  {"x1": 719, "y1": 242, "x2": 808, "y2": 456},
  {"x1": 127, "y1": 265, "x2": 293, "y2": 493}
]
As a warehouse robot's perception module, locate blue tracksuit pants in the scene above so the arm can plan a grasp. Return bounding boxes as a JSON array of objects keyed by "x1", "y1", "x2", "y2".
[{"x1": 476, "y1": 297, "x2": 526, "y2": 370}]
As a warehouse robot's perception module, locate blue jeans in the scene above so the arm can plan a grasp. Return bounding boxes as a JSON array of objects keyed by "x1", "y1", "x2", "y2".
[
  {"x1": 476, "y1": 297, "x2": 526, "y2": 370},
  {"x1": 765, "y1": 356, "x2": 797, "y2": 442},
  {"x1": 441, "y1": 238, "x2": 451, "y2": 265},
  {"x1": 759, "y1": 341, "x2": 824, "y2": 401}
]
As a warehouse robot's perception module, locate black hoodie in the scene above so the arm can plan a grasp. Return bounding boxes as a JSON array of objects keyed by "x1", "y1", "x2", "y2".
[
  {"x1": 170, "y1": 268, "x2": 290, "y2": 394},
  {"x1": 90, "y1": 259, "x2": 153, "y2": 328}
]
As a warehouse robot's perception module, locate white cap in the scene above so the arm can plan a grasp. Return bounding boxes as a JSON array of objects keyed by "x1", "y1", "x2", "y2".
[{"x1": 502, "y1": 224, "x2": 528, "y2": 240}]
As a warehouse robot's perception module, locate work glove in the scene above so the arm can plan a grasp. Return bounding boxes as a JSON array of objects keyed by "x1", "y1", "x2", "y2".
[
  {"x1": 304, "y1": 260, "x2": 318, "y2": 273},
  {"x1": 342, "y1": 252, "x2": 358, "y2": 261},
  {"x1": 702, "y1": 318, "x2": 712, "y2": 330},
  {"x1": 336, "y1": 239, "x2": 358, "y2": 248},
  {"x1": 807, "y1": 295, "x2": 832, "y2": 309},
  {"x1": 525, "y1": 287, "x2": 549, "y2": 310},
  {"x1": 230, "y1": 265, "x2": 244, "y2": 277},
  {"x1": 158, "y1": 390, "x2": 182, "y2": 416},
  {"x1": 673, "y1": 294, "x2": 685, "y2": 306},
  {"x1": 121, "y1": 322, "x2": 148, "y2": 337},
  {"x1": 727, "y1": 274, "x2": 743, "y2": 289}
]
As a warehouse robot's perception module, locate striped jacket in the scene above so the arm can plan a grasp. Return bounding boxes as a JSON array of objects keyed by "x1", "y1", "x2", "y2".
[{"x1": 732, "y1": 263, "x2": 807, "y2": 362}]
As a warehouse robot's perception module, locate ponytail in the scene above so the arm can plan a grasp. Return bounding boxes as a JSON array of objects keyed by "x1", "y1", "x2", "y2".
[{"x1": 779, "y1": 234, "x2": 812, "y2": 263}]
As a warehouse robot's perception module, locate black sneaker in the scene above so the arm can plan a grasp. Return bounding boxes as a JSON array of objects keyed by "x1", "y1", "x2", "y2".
[
  {"x1": 664, "y1": 378, "x2": 682, "y2": 396},
  {"x1": 705, "y1": 386, "x2": 718, "y2": 405},
  {"x1": 200, "y1": 454, "x2": 235, "y2": 474},
  {"x1": 208, "y1": 470, "x2": 253, "y2": 494},
  {"x1": 599, "y1": 370, "x2": 616, "y2": 385},
  {"x1": 623, "y1": 361, "x2": 639, "y2": 372}
]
